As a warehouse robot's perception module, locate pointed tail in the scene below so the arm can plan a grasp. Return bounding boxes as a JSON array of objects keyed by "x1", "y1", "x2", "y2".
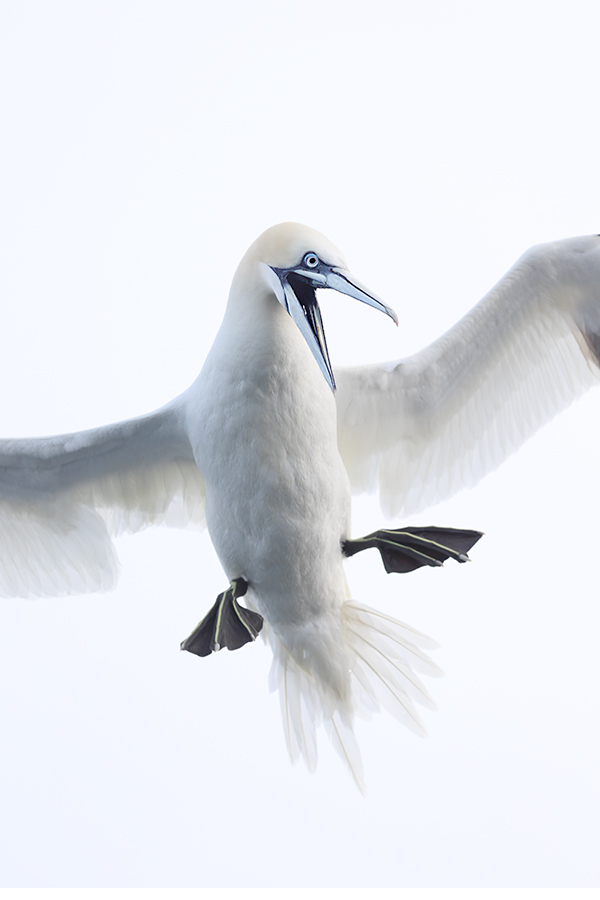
[{"x1": 267, "y1": 600, "x2": 441, "y2": 793}]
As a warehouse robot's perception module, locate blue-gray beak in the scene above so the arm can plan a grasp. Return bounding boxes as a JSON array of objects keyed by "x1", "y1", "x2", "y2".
[{"x1": 274, "y1": 264, "x2": 397, "y2": 391}]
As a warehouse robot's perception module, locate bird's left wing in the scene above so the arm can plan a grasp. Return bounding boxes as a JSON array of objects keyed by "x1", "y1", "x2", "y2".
[
  {"x1": 0, "y1": 398, "x2": 205, "y2": 597},
  {"x1": 335, "y1": 235, "x2": 600, "y2": 517}
]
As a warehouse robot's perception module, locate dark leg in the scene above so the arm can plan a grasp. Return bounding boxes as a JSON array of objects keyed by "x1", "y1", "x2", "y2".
[
  {"x1": 342, "y1": 526, "x2": 483, "y2": 574},
  {"x1": 180, "y1": 578, "x2": 264, "y2": 657}
]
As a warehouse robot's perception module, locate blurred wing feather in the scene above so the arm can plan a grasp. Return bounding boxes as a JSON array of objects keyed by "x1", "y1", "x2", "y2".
[
  {"x1": 0, "y1": 398, "x2": 205, "y2": 597},
  {"x1": 335, "y1": 235, "x2": 600, "y2": 517}
]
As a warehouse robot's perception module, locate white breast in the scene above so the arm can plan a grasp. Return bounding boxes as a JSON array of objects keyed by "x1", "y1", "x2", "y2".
[{"x1": 187, "y1": 296, "x2": 351, "y2": 637}]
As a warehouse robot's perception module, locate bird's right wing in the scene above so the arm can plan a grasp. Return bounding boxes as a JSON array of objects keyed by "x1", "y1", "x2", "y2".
[
  {"x1": 0, "y1": 398, "x2": 205, "y2": 597},
  {"x1": 335, "y1": 235, "x2": 600, "y2": 517}
]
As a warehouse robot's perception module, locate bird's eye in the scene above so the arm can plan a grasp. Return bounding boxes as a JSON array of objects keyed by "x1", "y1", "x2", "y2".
[{"x1": 303, "y1": 252, "x2": 319, "y2": 269}]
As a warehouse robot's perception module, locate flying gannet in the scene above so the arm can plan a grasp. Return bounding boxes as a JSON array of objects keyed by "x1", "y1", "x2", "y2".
[{"x1": 1, "y1": 223, "x2": 599, "y2": 791}]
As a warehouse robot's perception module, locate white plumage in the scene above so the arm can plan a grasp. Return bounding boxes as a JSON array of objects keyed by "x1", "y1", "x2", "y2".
[{"x1": 1, "y1": 223, "x2": 599, "y2": 790}]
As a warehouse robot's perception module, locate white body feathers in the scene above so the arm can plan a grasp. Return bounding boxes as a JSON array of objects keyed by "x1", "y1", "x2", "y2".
[{"x1": 1, "y1": 225, "x2": 599, "y2": 789}]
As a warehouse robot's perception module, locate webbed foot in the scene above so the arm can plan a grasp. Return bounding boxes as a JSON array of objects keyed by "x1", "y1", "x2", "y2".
[
  {"x1": 180, "y1": 578, "x2": 264, "y2": 657},
  {"x1": 342, "y1": 526, "x2": 483, "y2": 574}
]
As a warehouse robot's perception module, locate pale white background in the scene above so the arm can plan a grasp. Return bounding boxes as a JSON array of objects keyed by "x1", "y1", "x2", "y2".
[{"x1": 0, "y1": 0, "x2": 598, "y2": 888}]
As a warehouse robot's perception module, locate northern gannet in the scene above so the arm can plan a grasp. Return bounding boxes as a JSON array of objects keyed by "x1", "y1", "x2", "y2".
[{"x1": 1, "y1": 224, "x2": 599, "y2": 791}]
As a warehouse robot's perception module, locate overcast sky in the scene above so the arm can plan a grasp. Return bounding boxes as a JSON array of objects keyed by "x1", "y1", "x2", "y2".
[{"x1": 0, "y1": 0, "x2": 599, "y2": 888}]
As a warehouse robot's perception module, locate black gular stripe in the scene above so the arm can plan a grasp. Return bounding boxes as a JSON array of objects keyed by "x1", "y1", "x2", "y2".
[{"x1": 287, "y1": 273, "x2": 336, "y2": 389}]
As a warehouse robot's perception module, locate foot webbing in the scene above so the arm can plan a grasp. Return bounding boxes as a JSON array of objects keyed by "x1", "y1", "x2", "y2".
[
  {"x1": 180, "y1": 578, "x2": 264, "y2": 657},
  {"x1": 342, "y1": 526, "x2": 483, "y2": 574}
]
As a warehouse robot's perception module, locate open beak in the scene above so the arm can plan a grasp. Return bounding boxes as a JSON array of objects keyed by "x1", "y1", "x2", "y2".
[{"x1": 275, "y1": 265, "x2": 397, "y2": 392}]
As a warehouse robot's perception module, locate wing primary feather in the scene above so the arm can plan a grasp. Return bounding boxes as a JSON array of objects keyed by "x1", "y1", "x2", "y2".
[
  {"x1": 0, "y1": 399, "x2": 205, "y2": 597},
  {"x1": 335, "y1": 235, "x2": 600, "y2": 516}
]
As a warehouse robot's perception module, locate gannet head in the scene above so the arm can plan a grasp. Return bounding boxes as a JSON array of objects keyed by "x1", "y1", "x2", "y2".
[{"x1": 234, "y1": 222, "x2": 397, "y2": 391}]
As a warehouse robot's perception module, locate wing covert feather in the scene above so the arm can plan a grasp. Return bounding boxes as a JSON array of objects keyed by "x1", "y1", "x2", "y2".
[
  {"x1": 335, "y1": 235, "x2": 600, "y2": 517},
  {"x1": 0, "y1": 399, "x2": 205, "y2": 597}
]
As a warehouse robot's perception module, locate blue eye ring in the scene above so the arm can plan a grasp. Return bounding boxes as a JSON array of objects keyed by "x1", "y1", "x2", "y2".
[{"x1": 303, "y1": 252, "x2": 319, "y2": 269}]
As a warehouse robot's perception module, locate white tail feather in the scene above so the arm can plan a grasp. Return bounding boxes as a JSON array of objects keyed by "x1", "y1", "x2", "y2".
[
  {"x1": 324, "y1": 712, "x2": 366, "y2": 796},
  {"x1": 267, "y1": 599, "x2": 440, "y2": 791},
  {"x1": 268, "y1": 637, "x2": 320, "y2": 772}
]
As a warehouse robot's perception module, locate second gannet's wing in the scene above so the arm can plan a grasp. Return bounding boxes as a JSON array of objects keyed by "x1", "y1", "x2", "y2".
[
  {"x1": 0, "y1": 397, "x2": 205, "y2": 597},
  {"x1": 335, "y1": 235, "x2": 600, "y2": 517}
]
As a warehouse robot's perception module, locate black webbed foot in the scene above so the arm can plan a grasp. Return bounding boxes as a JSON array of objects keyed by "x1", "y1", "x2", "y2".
[
  {"x1": 180, "y1": 578, "x2": 264, "y2": 657},
  {"x1": 342, "y1": 526, "x2": 483, "y2": 574}
]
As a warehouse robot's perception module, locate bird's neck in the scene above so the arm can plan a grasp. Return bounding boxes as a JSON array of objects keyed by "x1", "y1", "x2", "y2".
[{"x1": 215, "y1": 279, "x2": 319, "y2": 390}]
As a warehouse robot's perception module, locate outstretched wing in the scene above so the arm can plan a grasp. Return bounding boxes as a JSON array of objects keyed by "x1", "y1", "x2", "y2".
[
  {"x1": 335, "y1": 235, "x2": 600, "y2": 517},
  {"x1": 0, "y1": 397, "x2": 205, "y2": 597}
]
